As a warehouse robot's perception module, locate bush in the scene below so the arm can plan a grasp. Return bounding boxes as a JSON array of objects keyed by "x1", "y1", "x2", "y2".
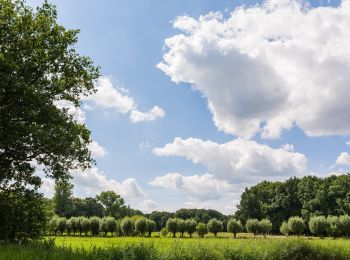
[
  {"x1": 338, "y1": 215, "x2": 350, "y2": 237},
  {"x1": 160, "y1": 227, "x2": 168, "y2": 237},
  {"x1": 259, "y1": 219, "x2": 272, "y2": 237},
  {"x1": 196, "y1": 222, "x2": 208, "y2": 238},
  {"x1": 120, "y1": 217, "x2": 133, "y2": 236},
  {"x1": 309, "y1": 216, "x2": 328, "y2": 237},
  {"x1": 166, "y1": 218, "x2": 178, "y2": 238},
  {"x1": 227, "y1": 218, "x2": 243, "y2": 238},
  {"x1": 280, "y1": 221, "x2": 289, "y2": 236},
  {"x1": 207, "y1": 218, "x2": 223, "y2": 237},
  {"x1": 106, "y1": 217, "x2": 117, "y2": 236},
  {"x1": 82, "y1": 218, "x2": 91, "y2": 236},
  {"x1": 76, "y1": 216, "x2": 86, "y2": 236},
  {"x1": 326, "y1": 216, "x2": 340, "y2": 237},
  {"x1": 287, "y1": 216, "x2": 305, "y2": 235},
  {"x1": 177, "y1": 219, "x2": 186, "y2": 237},
  {"x1": 146, "y1": 219, "x2": 156, "y2": 237},
  {"x1": 49, "y1": 216, "x2": 59, "y2": 235},
  {"x1": 185, "y1": 219, "x2": 197, "y2": 238},
  {"x1": 66, "y1": 218, "x2": 72, "y2": 235},
  {"x1": 57, "y1": 217, "x2": 67, "y2": 235},
  {"x1": 69, "y1": 217, "x2": 78, "y2": 235},
  {"x1": 246, "y1": 219, "x2": 260, "y2": 235},
  {"x1": 90, "y1": 217, "x2": 101, "y2": 236},
  {"x1": 135, "y1": 217, "x2": 147, "y2": 236}
]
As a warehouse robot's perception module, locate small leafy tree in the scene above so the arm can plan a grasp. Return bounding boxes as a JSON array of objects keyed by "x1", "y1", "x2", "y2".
[
  {"x1": 246, "y1": 219, "x2": 260, "y2": 236},
  {"x1": 185, "y1": 219, "x2": 197, "y2": 238},
  {"x1": 90, "y1": 217, "x2": 101, "y2": 236},
  {"x1": 66, "y1": 218, "x2": 72, "y2": 235},
  {"x1": 166, "y1": 218, "x2": 178, "y2": 238},
  {"x1": 196, "y1": 222, "x2": 208, "y2": 238},
  {"x1": 287, "y1": 216, "x2": 305, "y2": 235},
  {"x1": 58, "y1": 217, "x2": 67, "y2": 235},
  {"x1": 77, "y1": 216, "x2": 86, "y2": 236},
  {"x1": 177, "y1": 219, "x2": 186, "y2": 237},
  {"x1": 309, "y1": 216, "x2": 328, "y2": 237},
  {"x1": 82, "y1": 218, "x2": 91, "y2": 236},
  {"x1": 160, "y1": 227, "x2": 168, "y2": 237},
  {"x1": 259, "y1": 219, "x2": 272, "y2": 237},
  {"x1": 338, "y1": 215, "x2": 350, "y2": 237},
  {"x1": 106, "y1": 217, "x2": 117, "y2": 236},
  {"x1": 227, "y1": 218, "x2": 243, "y2": 238},
  {"x1": 120, "y1": 217, "x2": 133, "y2": 236},
  {"x1": 49, "y1": 216, "x2": 59, "y2": 235},
  {"x1": 207, "y1": 218, "x2": 223, "y2": 237},
  {"x1": 100, "y1": 217, "x2": 109, "y2": 236},
  {"x1": 135, "y1": 217, "x2": 147, "y2": 236},
  {"x1": 146, "y1": 219, "x2": 156, "y2": 237},
  {"x1": 280, "y1": 221, "x2": 289, "y2": 236},
  {"x1": 326, "y1": 216, "x2": 340, "y2": 238}
]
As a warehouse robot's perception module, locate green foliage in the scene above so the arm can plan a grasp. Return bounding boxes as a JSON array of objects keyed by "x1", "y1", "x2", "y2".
[
  {"x1": 160, "y1": 227, "x2": 168, "y2": 237},
  {"x1": 147, "y1": 211, "x2": 174, "y2": 231},
  {"x1": 259, "y1": 219, "x2": 272, "y2": 236},
  {"x1": 135, "y1": 217, "x2": 147, "y2": 236},
  {"x1": 53, "y1": 181, "x2": 73, "y2": 217},
  {"x1": 185, "y1": 219, "x2": 197, "y2": 237},
  {"x1": 146, "y1": 219, "x2": 156, "y2": 237},
  {"x1": 338, "y1": 215, "x2": 350, "y2": 237},
  {"x1": 69, "y1": 217, "x2": 78, "y2": 235},
  {"x1": 309, "y1": 216, "x2": 328, "y2": 237},
  {"x1": 177, "y1": 218, "x2": 186, "y2": 237},
  {"x1": 207, "y1": 218, "x2": 223, "y2": 237},
  {"x1": 227, "y1": 218, "x2": 243, "y2": 238},
  {"x1": 175, "y1": 208, "x2": 226, "y2": 224},
  {"x1": 90, "y1": 217, "x2": 101, "y2": 236},
  {"x1": 76, "y1": 216, "x2": 86, "y2": 236},
  {"x1": 96, "y1": 191, "x2": 126, "y2": 218},
  {"x1": 120, "y1": 217, "x2": 133, "y2": 236},
  {"x1": 326, "y1": 215, "x2": 340, "y2": 237},
  {"x1": 287, "y1": 216, "x2": 305, "y2": 235},
  {"x1": 49, "y1": 216, "x2": 59, "y2": 235},
  {"x1": 196, "y1": 222, "x2": 208, "y2": 238},
  {"x1": 0, "y1": 190, "x2": 47, "y2": 242},
  {"x1": 246, "y1": 219, "x2": 260, "y2": 235},
  {"x1": 82, "y1": 218, "x2": 91, "y2": 236},
  {"x1": 280, "y1": 221, "x2": 289, "y2": 236},
  {"x1": 166, "y1": 218, "x2": 178, "y2": 237},
  {"x1": 57, "y1": 217, "x2": 67, "y2": 235}
]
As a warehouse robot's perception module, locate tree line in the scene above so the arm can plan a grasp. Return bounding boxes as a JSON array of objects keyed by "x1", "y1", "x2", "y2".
[{"x1": 234, "y1": 174, "x2": 350, "y2": 233}]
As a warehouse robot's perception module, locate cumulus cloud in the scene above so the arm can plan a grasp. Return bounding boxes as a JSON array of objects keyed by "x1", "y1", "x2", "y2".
[
  {"x1": 346, "y1": 141, "x2": 350, "y2": 145},
  {"x1": 130, "y1": 106, "x2": 165, "y2": 123},
  {"x1": 88, "y1": 140, "x2": 108, "y2": 158},
  {"x1": 150, "y1": 172, "x2": 237, "y2": 201},
  {"x1": 158, "y1": 0, "x2": 350, "y2": 138},
  {"x1": 153, "y1": 137, "x2": 307, "y2": 184},
  {"x1": 336, "y1": 152, "x2": 350, "y2": 165},
  {"x1": 84, "y1": 76, "x2": 165, "y2": 123}
]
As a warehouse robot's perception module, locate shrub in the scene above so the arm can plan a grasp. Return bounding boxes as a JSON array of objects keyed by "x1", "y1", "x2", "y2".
[
  {"x1": 106, "y1": 217, "x2": 117, "y2": 236},
  {"x1": 57, "y1": 217, "x2": 67, "y2": 235},
  {"x1": 309, "y1": 216, "x2": 328, "y2": 237},
  {"x1": 185, "y1": 219, "x2": 197, "y2": 238},
  {"x1": 76, "y1": 216, "x2": 86, "y2": 236},
  {"x1": 116, "y1": 219, "x2": 123, "y2": 237},
  {"x1": 177, "y1": 219, "x2": 186, "y2": 237},
  {"x1": 100, "y1": 217, "x2": 109, "y2": 236},
  {"x1": 146, "y1": 219, "x2": 156, "y2": 237},
  {"x1": 280, "y1": 221, "x2": 289, "y2": 236},
  {"x1": 66, "y1": 218, "x2": 72, "y2": 235},
  {"x1": 135, "y1": 217, "x2": 147, "y2": 236},
  {"x1": 207, "y1": 218, "x2": 223, "y2": 237},
  {"x1": 166, "y1": 218, "x2": 178, "y2": 238},
  {"x1": 90, "y1": 217, "x2": 101, "y2": 236},
  {"x1": 287, "y1": 216, "x2": 305, "y2": 235},
  {"x1": 69, "y1": 217, "x2": 78, "y2": 235},
  {"x1": 196, "y1": 222, "x2": 208, "y2": 238},
  {"x1": 326, "y1": 216, "x2": 340, "y2": 238},
  {"x1": 227, "y1": 218, "x2": 243, "y2": 238},
  {"x1": 160, "y1": 227, "x2": 168, "y2": 237},
  {"x1": 338, "y1": 215, "x2": 350, "y2": 237},
  {"x1": 259, "y1": 219, "x2": 272, "y2": 237},
  {"x1": 246, "y1": 218, "x2": 260, "y2": 235},
  {"x1": 120, "y1": 217, "x2": 133, "y2": 236}
]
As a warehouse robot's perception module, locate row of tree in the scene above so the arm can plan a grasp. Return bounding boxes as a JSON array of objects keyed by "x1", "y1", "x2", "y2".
[
  {"x1": 279, "y1": 215, "x2": 350, "y2": 237},
  {"x1": 234, "y1": 174, "x2": 350, "y2": 233}
]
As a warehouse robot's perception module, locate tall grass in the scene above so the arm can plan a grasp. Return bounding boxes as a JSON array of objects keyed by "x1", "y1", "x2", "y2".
[{"x1": 0, "y1": 237, "x2": 349, "y2": 260}]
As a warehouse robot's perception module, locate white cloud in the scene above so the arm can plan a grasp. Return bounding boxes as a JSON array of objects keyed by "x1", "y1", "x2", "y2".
[
  {"x1": 88, "y1": 140, "x2": 108, "y2": 158},
  {"x1": 54, "y1": 100, "x2": 86, "y2": 124},
  {"x1": 130, "y1": 106, "x2": 165, "y2": 123},
  {"x1": 153, "y1": 137, "x2": 307, "y2": 184},
  {"x1": 158, "y1": 0, "x2": 350, "y2": 139},
  {"x1": 346, "y1": 141, "x2": 350, "y2": 145},
  {"x1": 336, "y1": 152, "x2": 350, "y2": 165},
  {"x1": 150, "y1": 172, "x2": 237, "y2": 201},
  {"x1": 84, "y1": 76, "x2": 165, "y2": 123}
]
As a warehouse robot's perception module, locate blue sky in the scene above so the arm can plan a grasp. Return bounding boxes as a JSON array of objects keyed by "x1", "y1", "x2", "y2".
[{"x1": 30, "y1": 0, "x2": 350, "y2": 213}]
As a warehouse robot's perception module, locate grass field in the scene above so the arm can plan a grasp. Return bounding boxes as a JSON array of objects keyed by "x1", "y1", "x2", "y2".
[{"x1": 1, "y1": 233, "x2": 350, "y2": 259}]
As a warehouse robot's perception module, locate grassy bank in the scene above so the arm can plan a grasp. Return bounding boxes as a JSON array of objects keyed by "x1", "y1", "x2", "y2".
[{"x1": 1, "y1": 236, "x2": 350, "y2": 260}]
